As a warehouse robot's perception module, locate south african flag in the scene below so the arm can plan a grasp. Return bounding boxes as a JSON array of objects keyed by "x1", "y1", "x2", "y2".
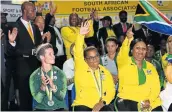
[{"x1": 134, "y1": 0, "x2": 172, "y2": 35}]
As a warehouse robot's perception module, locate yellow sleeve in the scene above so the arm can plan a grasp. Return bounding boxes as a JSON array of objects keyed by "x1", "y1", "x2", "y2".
[
  {"x1": 73, "y1": 33, "x2": 86, "y2": 69},
  {"x1": 161, "y1": 53, "x2": 168, "y2": 70},
  {"x1": 148, "y1": 66, "x2": 161, "y2": 105},
  {"x1": 102, "y1": 70, "x2": 115, "y2": 104},
  {"x1": 85, "y1": 20, "x2": 94, "y2": 38},
  {"x1": 117, "y1": 36, "x2": 133, "y2": 68},
  {"x1": 61, "y1": 27, "x2": 79, "y2": 44}
]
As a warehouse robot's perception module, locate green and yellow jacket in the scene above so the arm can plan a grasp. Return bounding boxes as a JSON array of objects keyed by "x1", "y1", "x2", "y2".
[
  {"x1": 117, "y1": 37, "x2": 161, "y2": 109},
  {"x1": 29, "y1": 66, "x2": 67, "y2": 110},
  {"x1": 72, "y1": 34, "x2": 115, "y2": 108}
]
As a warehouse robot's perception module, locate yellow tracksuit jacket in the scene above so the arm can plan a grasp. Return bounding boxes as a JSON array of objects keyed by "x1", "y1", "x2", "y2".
[
  {"x1": 117, "y1": 37, "x2": 161, "y2": 109},
  {"x1": 72, "y1": 34, "x2": 115, "y2": 108},
  {"x1": 61, "y1": 20, "x2": 94, "y2": 59}
]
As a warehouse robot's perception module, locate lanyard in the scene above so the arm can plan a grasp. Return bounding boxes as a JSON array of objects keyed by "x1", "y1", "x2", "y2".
[
  {"x1": 90, "y1": 68, "x2": 103, "y2": 98},
  {"x1": 41, "y1": 68, "x2": 53, "y2": 101}
]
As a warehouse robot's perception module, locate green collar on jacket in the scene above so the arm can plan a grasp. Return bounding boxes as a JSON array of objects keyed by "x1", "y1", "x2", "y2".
[{"x1": 131, "y1": 56, "x2": 147, "y2": 69}]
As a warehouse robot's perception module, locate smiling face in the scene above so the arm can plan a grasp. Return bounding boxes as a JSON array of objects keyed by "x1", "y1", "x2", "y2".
[
  {"x1": 146, "y1": 44, "x2": 155, "y2": 58},
  {"x1": 69, "y1": 13, "x2": 79, "y2": 27},
  {"x1": 85, "y1": 49, "x2": 100, "y2": 70},
  {"x1": 25, "y1": 4, "x2": 36, "y2": 21},
  {"x1": 34, "y1": 16, "x2": 45, "y2": 32},
  {"x1": 132, "y1": 41, "x2": 147, "y2": 62}
]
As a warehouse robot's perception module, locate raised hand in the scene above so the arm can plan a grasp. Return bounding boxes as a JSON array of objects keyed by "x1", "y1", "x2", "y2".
[
  {"x1": 0, "y1": 29, "x2": 4, "y2": 40},
  {"x1": 36, "y1": 3, "x2": 44, "y2": 13},
  {"x1": 126, "y1": 25, "x2": 134, "y2": 39},
  {"x1": 80, "y1": 21, "x2": 90, "y2": 35},
  {"x1": 42, "y1": 31, "x2": 51, "y2": 43},
  {"x1": 49, "y1": 1, "x2": 57, "y2": 15},
  {"x1": 90, "y1": 9, "x2": 99, "y2": 21},
  {"x1": 8, "y1": 27, "x2": 18, "y2": 43}
]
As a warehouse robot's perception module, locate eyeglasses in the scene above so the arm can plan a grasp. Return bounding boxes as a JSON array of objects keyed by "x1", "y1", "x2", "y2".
[{"x1": 85, "y1": 54, "x2": 99, "y2": 62}]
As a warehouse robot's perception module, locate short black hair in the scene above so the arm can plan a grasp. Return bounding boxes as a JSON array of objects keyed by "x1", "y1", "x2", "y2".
[
  {"x1": 84, "y1": 46, "x2": 99, "y2": 58},
  {"x1": 36, "y1": 43, "x2": 53, "y2": 61},
  {"x1": 119, "y1": 10, "x2": 127, "y2": 16},
  {"x1": 129, "y1": 38, "x2": 146, "y2": 56},
  {"x1": 21, "y1": 1, "x2": 34, "y2": 14}
]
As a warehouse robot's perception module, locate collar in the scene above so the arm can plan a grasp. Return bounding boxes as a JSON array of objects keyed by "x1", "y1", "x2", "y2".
[
  {"x1": 41, "y1": 66, "x2": 54, "y2": 75},
  {"x1": 20, "y1": 17, "x2": 31, "y2": 26},
  {"x1": 131, "y1": 56, "x2": 147, "y2": 69},
  {"x1": 120, "y1": 22, "x2": 126, "y2": 25}
]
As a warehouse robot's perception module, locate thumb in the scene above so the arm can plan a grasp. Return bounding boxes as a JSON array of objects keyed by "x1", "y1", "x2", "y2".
[{"x1": 128, "y1": 24, "x2": 134, "y2": 31}]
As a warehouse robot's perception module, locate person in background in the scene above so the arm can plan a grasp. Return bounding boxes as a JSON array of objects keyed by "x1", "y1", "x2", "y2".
[
  {"x1": 63, "y1": 43, "x2": 75, "y2": 110},
  {"x1": 154, "y1": 37, "x2": 167, "y2": 65},
  {"x1": 29, "y1": 43, "x2": 67, "y2": 111},
  {"x1": 98, "y1": 16, "x2": 116, "y2": 48},
  {"x1": 115, "y1": 26, "x2": 162, "y2": 111},
  {"x1": 10, "y1": 2, "x2": 43, "y2": 110},
  {"x1": 160, "y1": 35, "x2": 172, "y2": 111},
  {"x1": 34, "y1": 16, "x2": 51, "y2": 43},
  {"x1": 134, "y1": 24, "x2": 161, "y2": 51},
  {"x1": 45, "y1": 10, "x2": 67, "y2": 69},
  {"x1": 145, "y1": 43, "x2": 165, "y2": 90},
  {"x1": 72, "y1": 21, "x2": 115, "y2": 111},
  {"x1": 61, "y1": 12, "x2": 94, "y2": 59},
  {"x1": 1, "y1": 12, "x2": 19, "y2": 110},
  {"x1": 84, "y1": 10, "x2": 100, "y2": 49},
  {"x1": 100, "y1": 37, "x2": 119, "y2": 85},
  {"x1": 113, "y1": 10, "x2": 132, "y2": 40}
]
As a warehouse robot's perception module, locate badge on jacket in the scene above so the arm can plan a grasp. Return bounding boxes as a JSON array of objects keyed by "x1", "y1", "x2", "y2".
[{"x1": 146, "y1": 70, "x2": 152, "y2": 75}]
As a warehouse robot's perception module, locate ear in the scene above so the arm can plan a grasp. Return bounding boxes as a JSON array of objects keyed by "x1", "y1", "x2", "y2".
[{"x1": 40, "y1": 55, "x2": 44, "y2": 60}]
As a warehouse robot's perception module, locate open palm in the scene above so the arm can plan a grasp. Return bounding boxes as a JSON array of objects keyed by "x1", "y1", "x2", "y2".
[
  {"x1": 8, "y1": 27, "x2": 18, "y2": 43},
  {"x1": 80, "y1": 21, "x2": 90, "y2": 35}
]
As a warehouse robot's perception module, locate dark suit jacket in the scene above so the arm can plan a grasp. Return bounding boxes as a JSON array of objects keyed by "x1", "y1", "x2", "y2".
[
  {"x1": 134, "y1": 28, "x2": 161, "y2": 50},
  {"x1": 85, "y1": 20, "x2": 99, "y2": 47},
  {"x1": 98, "y1": 27, "x2": 115, "y2": 45},
  {"x1": 13, "y1": 19, "x2": 42, "y2": 77},
  {"x1": 112, "y1": 22, "x2": 132, "y2": 39},
  {"x1": 44, "y1": 13, "x2": 66, "y2": 56}
]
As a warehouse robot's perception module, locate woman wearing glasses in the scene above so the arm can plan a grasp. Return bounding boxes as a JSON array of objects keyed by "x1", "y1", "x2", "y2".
[
  {"x1": 72, "y1": 21, "x2": 115, "y2": 111},
  {"x1": 115, "y1": 26, "x2": 162, "y2": 111}
]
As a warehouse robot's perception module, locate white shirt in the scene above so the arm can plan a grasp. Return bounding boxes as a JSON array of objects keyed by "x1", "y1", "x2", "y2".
[
  {"x1": 160, "y1": 82, "x2": 172, "y2": 111},
  {"x1": 20, "y1": 17, "x2": 34, "y2": 36},
  {"x1": 63, "y1": 58, "x2": 74, "y2": 90},
  {"x1": 49, "y1": 25, "x2": 64, "y2": 56},
  {"x1": 101, "y1": 54, "x2": 118, "y2": 75}
]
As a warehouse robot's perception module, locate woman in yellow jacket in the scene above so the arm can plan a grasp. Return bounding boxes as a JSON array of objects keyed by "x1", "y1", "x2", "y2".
[
  {"x1": 115, "y1": 26, "x2": 162, "y2": 111},
  {"x1": 72, "y1": 21, "x2": 115, "y2": 111}
]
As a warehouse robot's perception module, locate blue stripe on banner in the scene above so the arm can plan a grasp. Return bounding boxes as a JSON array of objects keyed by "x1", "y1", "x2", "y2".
[{"x1": 142, "y1": 23, "x2": 172, "y2": 35}]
